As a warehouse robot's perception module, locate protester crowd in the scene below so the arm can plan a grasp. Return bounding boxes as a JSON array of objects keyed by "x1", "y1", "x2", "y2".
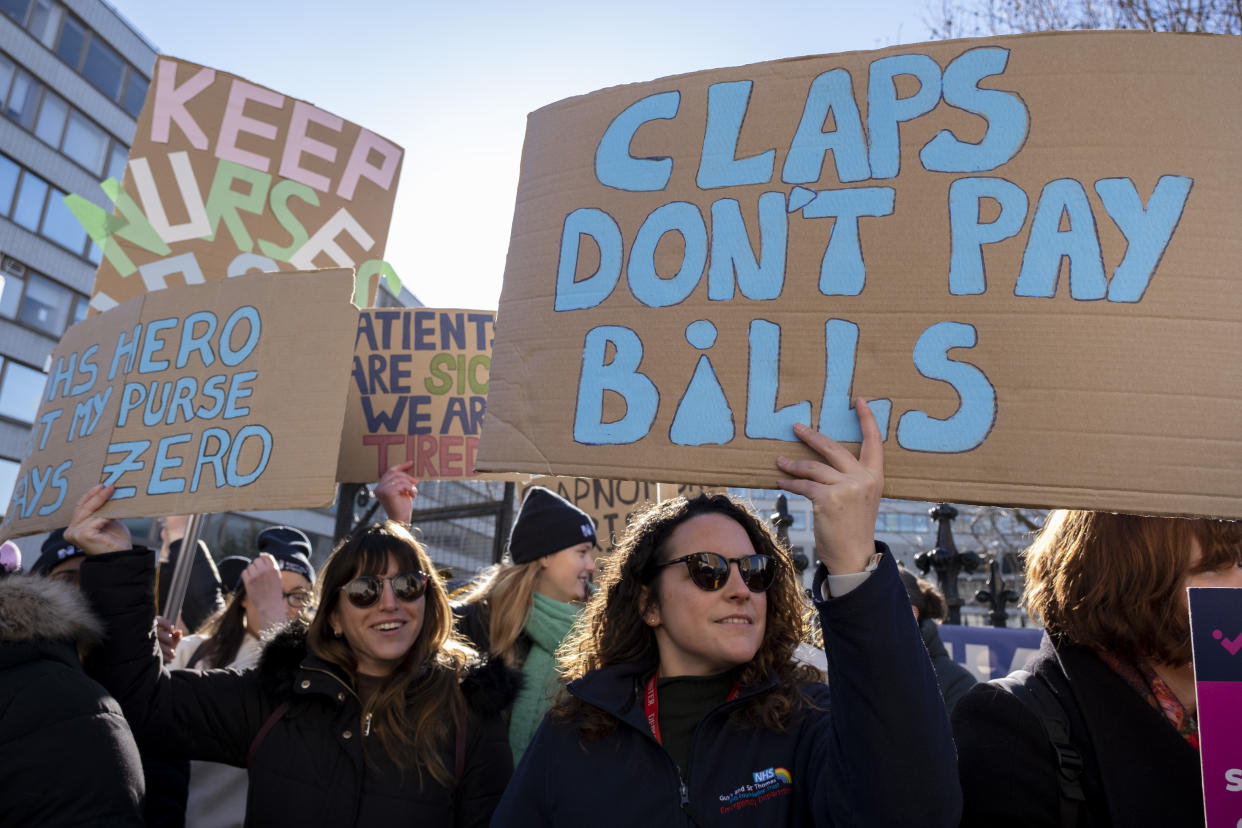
[{"x1": 1, "y1": 401, "x2": 1237, "y2": 827}]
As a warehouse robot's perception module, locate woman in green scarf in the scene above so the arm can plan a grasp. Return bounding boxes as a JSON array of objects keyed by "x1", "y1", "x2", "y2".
[{"x1": 377, "y1": 470, "x2": 597, "y2": 762}]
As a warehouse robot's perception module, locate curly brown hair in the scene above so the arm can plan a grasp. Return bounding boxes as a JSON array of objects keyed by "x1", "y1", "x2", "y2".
[
  {"x1": 553, "y1": 493, "x2": 822, "y2": 739},
  {"x1": 307, "y1": 521, "x2": 473, "y2": 786},
  {"x1": 1023, "y1": 510, "x2": 1242, "y2": 666}
]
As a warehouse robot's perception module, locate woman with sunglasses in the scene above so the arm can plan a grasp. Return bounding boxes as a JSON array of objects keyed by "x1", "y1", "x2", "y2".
[
  {"x1": 492, "y1": 405, "x2": 961, "y2": 827},
  {"x1": 67, "y1": 484, "x2": 517, "y2": 827},
  {"x1": 376, "y1": 463, "x2": 598, "y2": 764}
]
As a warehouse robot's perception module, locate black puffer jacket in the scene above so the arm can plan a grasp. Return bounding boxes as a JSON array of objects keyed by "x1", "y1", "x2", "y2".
[
  {"x1": 0, "y1": 574, "x2": 144, "y2": 827},
  {"x1": 81, "y1": 548, "x2": 519, "y2": 827}
]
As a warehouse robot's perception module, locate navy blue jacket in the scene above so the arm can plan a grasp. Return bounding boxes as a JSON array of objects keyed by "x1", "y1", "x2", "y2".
[{"x1": 492, "y1": 550, "x2": 961, "y2": 827}]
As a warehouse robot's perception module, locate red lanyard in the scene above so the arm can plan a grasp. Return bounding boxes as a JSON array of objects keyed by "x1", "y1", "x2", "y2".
[{"x1": 644, "y1": 673, "x2": 740, "y2": 745}]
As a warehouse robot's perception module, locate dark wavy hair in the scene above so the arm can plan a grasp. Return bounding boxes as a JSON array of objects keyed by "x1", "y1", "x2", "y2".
[
  {"x1": 307, "y1": 521, "x2": 472, "y2": 786},
  {"x1": 553, "y1": 493, "x2": 821, "y2": 739}
]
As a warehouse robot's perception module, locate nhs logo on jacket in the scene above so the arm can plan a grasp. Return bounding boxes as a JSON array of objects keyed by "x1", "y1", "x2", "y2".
[{"x1": 751, "y1": 767, "x2": 791, "y2": 786}]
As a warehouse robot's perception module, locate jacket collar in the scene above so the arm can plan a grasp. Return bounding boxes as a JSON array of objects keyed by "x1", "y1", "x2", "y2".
[{"x1": 567, "y1": 655, "x2": 778, "y2": 736}]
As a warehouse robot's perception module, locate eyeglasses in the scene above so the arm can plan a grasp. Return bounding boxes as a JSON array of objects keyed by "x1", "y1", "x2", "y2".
[
  {"x1": 645, "y1": 552, "x2": 777, "y2": 593},
  {"x1": 283, "y1": 590, "x2": 315, "y2": 610},
  {"x1": 339, "y1": 571, "x2": 430, "y2": 608}
]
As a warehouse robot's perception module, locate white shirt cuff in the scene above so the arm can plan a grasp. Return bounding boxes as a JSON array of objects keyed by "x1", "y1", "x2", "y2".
[{"x1": 818, "y1": 553, "x2": 882, "y2": 599}]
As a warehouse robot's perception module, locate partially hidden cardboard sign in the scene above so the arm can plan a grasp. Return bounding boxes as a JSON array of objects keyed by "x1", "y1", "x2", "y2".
[
  {"x1": 72, "y1": 57, "x2": 403, "y2": 312},
  {"x1": 336, "y1": 309, "x2": 498, "y2": 483},
  {"x1": 1189, "y1": 587, "x2": 1242, "y2": 827},
  {"x1": 477, "y1": 31, "x2": 1242, "y2": 519},
  {"x1": 0, "y1": 269, "x2": 357, "y2": 539},
  {"x1": 523, "y1": 476, "x2": 660, "y2": 551}
]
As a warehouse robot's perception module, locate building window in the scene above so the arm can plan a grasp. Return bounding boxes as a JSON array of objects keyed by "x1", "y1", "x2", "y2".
[
  {"x1": 0, "y1": 0, "x2": 31, "y2": 26},
  {"x1": 18, "y1": 271, "x2": 71, "y2": 336},
  {"x1": 106, "y1": 142, "x2": 127, "y2": 181},
  {"x1": 39, "y1": 186, "x2": 84, "y2": 253},
  {"x1": 0, "y1": 259, "x2": 22, "y2": 319},
  {"x1": 0, "y1": 53, "x2": 14, "y2": 104},
  {"x1": 1, "y1": 49, "x2": 131, "y2": 178},
  {"x1": 27, "y1": 0, "x2": 62, "y2": 48},
  {"x1": 1, "y1": 255, "x2": 89, "y2": 339},
  {"x1": 1, "y1": 153, "x2": 99, "y2": 259},
  {"x1": 4, "y1": 68, "x2": 39, "y2": 129},
  {"x1": 33, "y1": 87, "x2": 66, "y2": 145},
  {"x1": 122, "y1": 71, "x2": 147, "y2": 119},
  {"x1": 11, "y1": 168, "x2": 47, "y2": 231},
  {"x1": 54, "y1": 13, "x2": 85, "y2": 68},
  {"x1": 43, "y1": 11, "x2": 149, "y2": 118},
  {"x1": 62, "y1": 110, "x2": 107, "y2": 172},
  {"x1": 0, "y1": 359, "x2": 46, "y2": 423},
  {"x1": 82, "y1": 35, "x2": 124, "y2": 99},
  {"x1": 0, "y1": 154, "x2": 18, "y2": 215}
]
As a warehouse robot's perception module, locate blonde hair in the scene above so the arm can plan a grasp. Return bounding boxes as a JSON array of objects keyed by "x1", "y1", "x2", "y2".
[{"x1": 458, "y1": 559, "x2": 541, "y2": 667}]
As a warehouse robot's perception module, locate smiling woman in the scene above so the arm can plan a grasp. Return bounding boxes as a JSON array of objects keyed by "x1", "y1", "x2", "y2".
[
  {"x1": 67, "y1": 487, "x2": 519, "y2": 827},
  {"x1": 491, "y1": 405, "x2": 962, "y2": 828}
]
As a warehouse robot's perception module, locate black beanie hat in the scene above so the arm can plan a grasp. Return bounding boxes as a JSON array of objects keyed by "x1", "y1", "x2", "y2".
[
  {"x1": 509, "y1": 487, "x2": 597, "y2": 564},
  {"x1": 215, "y1": 556, "x2": 250, "y2": 594},
  {"x1": 31, "y1": 528, "x2": 86, "y2": 576},
  {"x1": 256, "y1": 526, "x2": 316, "y2": 583}
]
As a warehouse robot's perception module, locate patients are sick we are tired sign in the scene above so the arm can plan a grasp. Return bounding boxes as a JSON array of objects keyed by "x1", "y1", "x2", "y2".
[{"x1": 478, "y1": 31, "x2": 1242, "y2": 519}]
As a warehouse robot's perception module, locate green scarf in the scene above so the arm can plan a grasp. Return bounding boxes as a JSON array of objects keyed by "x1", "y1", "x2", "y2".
[{"x1": 508, "y1": 591, "x2": 580, "y2": 764}]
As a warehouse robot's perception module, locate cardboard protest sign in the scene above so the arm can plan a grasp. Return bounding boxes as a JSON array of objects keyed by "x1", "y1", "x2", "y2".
[
  {"x1": 657, "y1": 483, "x2": 723, "y2": 501},
  {"x1": 1189, "y1": 588, "x2": 1242, "y2": 827},
  {"x1": 478, "y1": 31, "x2": 1242, "y2": 519},
  {"x1": 0, "y1": 269, "x2": 357, "y2": 539},
  {"x1": 523, "y1": 476, "x2": 659, "y2": 550},
  {"x1": 337, "y1": 309, "x2": 496, "y2": 483},
  {"x1": 68, "y1": 57, "x2": 403, "y2": 312}
]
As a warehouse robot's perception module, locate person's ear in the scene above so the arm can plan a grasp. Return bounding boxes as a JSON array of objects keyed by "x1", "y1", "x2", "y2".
[{"x1": 639, "y1": 585, "x2": 661, "y2": 627}]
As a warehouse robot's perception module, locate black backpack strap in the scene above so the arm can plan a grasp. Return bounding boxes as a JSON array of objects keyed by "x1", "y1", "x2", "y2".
[
  {"x1": 247, "y1": 701, "x2": 290, "y2": 769},
  {"x1": 997, "y1": 670, "x2": 1085, "y2": 826}
]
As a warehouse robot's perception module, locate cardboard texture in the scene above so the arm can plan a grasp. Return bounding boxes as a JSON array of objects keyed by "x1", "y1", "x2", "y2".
[
  {"x1": 0, "y1": 269, "x2": 358, "y2": 540},
  {"x1": 478, "y1": 31, "x2": 1242, "y2": 519},
  {"x1": 522, "y1": 476, "x2": 660, "y2": 550},
  {"x1": 1188, "y1": 588, "x2": 1242, "y2": 827},
  {"x1": 337, "y1": 309, "x2": 499, "y2": 483},
  {"x1": 76, "y1": 57, "x2": 403, "y2": 312}
]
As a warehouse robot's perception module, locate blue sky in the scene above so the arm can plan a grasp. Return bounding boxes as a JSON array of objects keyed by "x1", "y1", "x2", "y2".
[{"x1": 108, "y1": 0, "x2": 938, "y2": 309}]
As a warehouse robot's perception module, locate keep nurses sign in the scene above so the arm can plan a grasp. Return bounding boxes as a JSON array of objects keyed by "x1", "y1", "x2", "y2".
[
  {"x1": 71, "y1": 57, "x2": 403, "y2": 312},
  {"x1": 0, "y1": 270, "x2": 358, "y2": 539},
  {"x1": 478, "y1": 31, "x2": 1242, "y2": 519}
]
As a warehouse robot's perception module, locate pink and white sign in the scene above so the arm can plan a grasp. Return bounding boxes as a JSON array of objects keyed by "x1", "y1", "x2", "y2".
[{"x1": 1189, "y1": 587, "x2": 1242, "y2": 828}]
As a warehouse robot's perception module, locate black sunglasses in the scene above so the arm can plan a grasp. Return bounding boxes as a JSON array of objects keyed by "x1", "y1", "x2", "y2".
[
  {"x1": 339, "y1": 571, "x2": 429, "y2": 608},
  {"x1": 646, "y1": 552, "x2": 776, "y2": 593}
]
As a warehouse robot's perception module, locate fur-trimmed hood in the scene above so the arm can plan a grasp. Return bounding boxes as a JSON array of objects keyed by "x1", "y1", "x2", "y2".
[
  {"x1": 256, "y1": 622, "x2": 522, "y2": 715},
  {"x1": 0, "y1": 574, "x2": 103, "y2": 647}
]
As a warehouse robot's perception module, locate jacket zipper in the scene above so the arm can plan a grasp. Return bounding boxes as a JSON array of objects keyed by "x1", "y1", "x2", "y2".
[{"x1": 363, "y1": 712, "x2": 373, "y2": 737}]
